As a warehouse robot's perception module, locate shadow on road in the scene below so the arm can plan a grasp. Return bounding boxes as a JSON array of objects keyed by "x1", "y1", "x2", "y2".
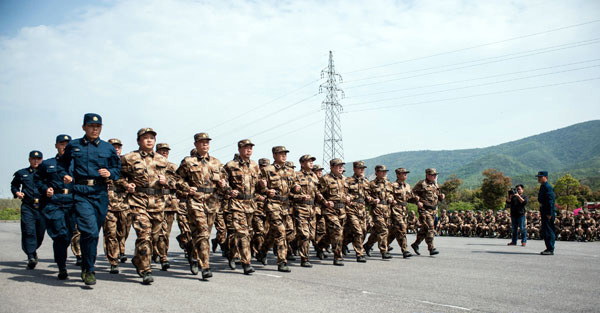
[{"x1": 471, "y1": 250, "x2": 540, "y2": 255}]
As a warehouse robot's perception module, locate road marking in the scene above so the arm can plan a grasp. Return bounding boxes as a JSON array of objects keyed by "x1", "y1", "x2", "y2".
[
  {"x1": 255, "y1": 273, "x2": 282, "y2": 278},
  {"x1": 416, "y1": 300, "x2": 472, "y2": 311},
  {"x1": 362, "y1": 290, "x2": 375, "y2": 294}
]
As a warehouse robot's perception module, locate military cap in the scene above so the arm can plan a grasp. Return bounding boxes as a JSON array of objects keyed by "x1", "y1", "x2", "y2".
[
  {"x1": 535, "y1": 171, "x2": 548, "y2": 177},
  {"x1": 194, "y1": 132, "x2": 211, "y2": 142},
  {"x1": 56, "y1": 134, "x2": 71, "y2": 143},
  {"x1": 426, "y1": 168, "x2": 438, "y2": 175},
  {"x1": 258, "y1": 158, "x2": 270, "y2": 167},
  {"x1": 108, "y1": 138, "x2": 122, "y2": 146},
  {"x1": 299, "y1": 154, "x2": 316, "y2": 162},
  {"x1": 29, "y1": 150, "x2": 43, "y2": 158},
  {"x1": 375, "y1": 165, "x2": 388, "y2": 172},
  {"x1": 395, "y1": 167, "x2": 410, "y2": 174},
  {"x1": 137, "y1": 127, "x2": 157, "y2": 139},
  {"x1": 329, "y1": 158, "x2": 345, "y2": 166},
  {"x1": 353, "y1": 161, "x2": 367, "y2": 169},
  {"x1": 272, "y1": 146, "x2": 290, "y2": 154},
  {"x1": 312, "y1": 164, "x2": 324, "y2": 171},
  {"x1": 286, "y1": 161, "x2": 296, "y2": 168},
  {"x1": 156, "y1": 143, "x2": 170, "y2": 151},
  {"x1": 83, "y1": 113, "x2": 102, "y2": 125},
  {"x1": 237, "y1": 139, "x2": 255, "y2": 148}
]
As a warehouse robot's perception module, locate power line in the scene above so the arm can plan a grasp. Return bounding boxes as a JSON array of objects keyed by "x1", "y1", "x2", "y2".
[
  {"x1": 341, "y1": 38, "x2": 600, "y2": 89},
  {"x1": 342, "y1": 19, "x2": 600, "y2": 75},
  {"x1": 343, "y1": 77, "x2": 600, "y2": 114},
  {"x1": 344, "y1": 64, "x2": 600, "y2": 107},
  {"x1": 256, "y1": 118, "x2": 324, "y2": 146}
]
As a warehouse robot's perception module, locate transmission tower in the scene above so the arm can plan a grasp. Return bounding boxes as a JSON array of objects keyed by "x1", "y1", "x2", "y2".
[{"x1": 320, "y1": 51, "x2": 345, "y2": 164}]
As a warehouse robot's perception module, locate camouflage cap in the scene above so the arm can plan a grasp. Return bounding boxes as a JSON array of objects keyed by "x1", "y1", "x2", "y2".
[
  {"x1": 375, "y1": 165, "x2": 388, "y2": 172},
  {"x1": 286, "y1": 161, "x2": 296, "y2": 168},
  {"x1": 395, "y1": 167, "x2": 410, "y2": 174},
  {"x1": 237, "y1": 139, "x2": 255, "y2": 148},
  {"x1": 329, "y1": 158, "x2": 345, "y2": 166},
  {"x1": 156, "y1": 143, "x2": 170, "y2": 151},
  {"x1": 108, "y1": 138, "x2": 122, "y2": 146},
  {"x1": 194, "y1": 132, "x2": 211, "y2": 142},
  {"x1": 353, "y1": 161, "x2": 367, "y2": 169},
  {"x1": 56, "y1": 134, "x2": 72, "y2": 144},
  {"x1": 312, "y1": 164, "x2": 324, "y2": 171},
  {"x1": 137, "y1": 127, "x2": 157, "y2": 139},
  {"x1": 29, "y1": 150, "x2": 43, "y2": 159},
  {"x1": 426, "y1": 168, "x2": 438, "y2": 175},
  {"x1": 258, "y1": 158, "x2": 270, "y2": 167},
  {"x1": 272, "y1": 146, "x2": 290, "y2": 154},
  {"x1": 299, "y1": 154, "x2": 316, "y2": 162}
]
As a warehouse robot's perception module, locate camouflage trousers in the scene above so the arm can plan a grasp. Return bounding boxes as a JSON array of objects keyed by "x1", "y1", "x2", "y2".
[
  {"x1": 251, "y1": 213, "x2": 267, "y2": 256},
  {"x1": 365, "y1": 205, "x2": 390, "y2": 254},
  {"x1": 262, "y1": 202, "x2": 288, "y2": 264},
  {"x1": 560, "y1": 227, "x2": 573, "y2": 241},
  {"x1": 313, "y1": 213, "x2": 327, "y2": 250},
  {"x1": 343, "y1": 208, "x2": 367, "y2": 257},
  {"x1": 319, "y1": 211, "x2": 345, "y2": 261},
  {"x1": 448, "y1": 223, "x2": 460, "y2": 236},
  {"x1": 387, "y1": 210, "x2": 408, "y2": 253},
  {"x1": 131, "y1": 208, "x2": 166, "y2": 273},
  {"x1": 103, "y1": 210, "x2": 131, "y2": 266},
  {"x1": 461, "y1": 224, "x2": 473, "y2": 236},
  {"x1": 413, "y1": 208, "x2": 435, "y2": 250},
  {"x1": 224, "y1": 210, "x2": 253, "y2": 265},
  {"x1": 285, "y1": 213, "x2": 296, "y2": 254},
  {"x1": 214, "y1": 210, "x2": 227, "y2": 249},
  {"x1": 71, "y1": 225, "x2": 81, "y2": 257},
  {"x1": 188, "y1": 208, "x2": 211, "y2": 269},
  {"x1": 294, "y1": 205, "x2": 316, "y2": 262},
  {"x1": 156, "y1": 211, "x2": 176, "y2": 258},
  {"x1": 174, "y1": 202, "x2": 192, "y2": 253}
]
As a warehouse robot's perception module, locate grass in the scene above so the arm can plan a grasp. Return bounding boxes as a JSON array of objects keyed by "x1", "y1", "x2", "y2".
[{"x1": 0, "y1": 199, "x2": 21, "y2": 220}]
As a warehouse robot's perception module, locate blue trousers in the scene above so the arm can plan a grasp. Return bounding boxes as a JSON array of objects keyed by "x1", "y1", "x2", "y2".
[
  {"x1": 541, "y1": 216, "x2": 555, "y2": 252},
  {"x1": 510, "y1": 215, "x2": 527, "y2": 244},
  {"x1": 42, "y1": 200, "x2": 75, "y2": 271},
  {"x1": 20, "y1": 203, "x2": 46, "y2": 259},
  {"x1": 73, "y1": 192, "x2": 108, "y2": 272}
]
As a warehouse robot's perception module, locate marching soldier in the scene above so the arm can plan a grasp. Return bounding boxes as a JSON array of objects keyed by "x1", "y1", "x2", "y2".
[
  {"x1": 410, "y1": 168, "x2": 444, "y2": 256},
  {"x1": 388, "y1": 168, "x2": 415, "y2": 258},
  {"x1": 365, "y1": 165, "x2": 394, "y2": 259},
  {"x1": 175, "y1": 149, "x2": 195, "y2": 258},
  {"x1": 155, "y1": 143, "x2": 179, "y2": 268},
  {"x1": 118, "y1": 128, "x2": 172, "y2": 284},
  {"x1": 251, "y1": 158, "x2": 270, "y2": 258},
  {"x1": 312, "y1": 164, "x2": 328, "y2": 259},
  {"x1": 11, "y1": 150, "x2": 46, "y2": 270},
  {"x1": 343, "y1": 161, "x2": 370, "y2": 263}
]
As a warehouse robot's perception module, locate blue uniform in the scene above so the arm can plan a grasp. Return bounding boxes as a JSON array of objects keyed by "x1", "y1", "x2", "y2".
[
  {"x1": 538, "y1": 181, "x2": 556, "y2": 252},
  {"x1": 57, "y1": 137, "x2": 121, "y2": 272},
  {"x1": 35, "y1": 155, "x2": 76, "y2": 271},
  {"x1": 11, "y1": 167, "x2": 46, "y2": 259}
]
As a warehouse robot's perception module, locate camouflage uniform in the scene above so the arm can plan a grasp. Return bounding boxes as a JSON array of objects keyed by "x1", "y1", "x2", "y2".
[
  {"x1": 448, "y1": 212, "x2": 462, "y2": 236},
  {"x1": 407, "y1": 211, "x2": 418, "y2": 234},
  {"x1": 462, "y1": 211, "x2": 476, "y2": 237},
  {"x1": 251, "y1": 158, "x2": 270, "y2": 257},
  {"x1": 411, "y1": 168, "x2": 443, "y2": 254},
  {"x1": 176, "y1": 133, "x2": 226, "y2": 275},
  {"x1": 318, "y1": 159, "x2": 349, "y2": 263},
  {"x1": 437, "y1": 211, "x2": 449, "y2": 236},
  {"x1": 365, "y1": 165, "x2": 394, "y2": 257},
  {"x1": 103, "y1": 177, "x2": 129, "y2": 267},
  {"x1": 311, "y1": 164, "x2": 327, "y2": 256},
  {"x1": 158, "y1": 159, "x2": 179, "y2": 261},
  {"x1": 343, "y1": 161, "x2": 370, "y2": 260},
  {"x1": 388, "y1": 168, "x2": 415, "y2": 256}
]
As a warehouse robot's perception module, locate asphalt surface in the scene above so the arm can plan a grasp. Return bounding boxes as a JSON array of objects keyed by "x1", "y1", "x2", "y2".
[{"x1": 0, "y1": 222, "x2": 598, "y2": 313}]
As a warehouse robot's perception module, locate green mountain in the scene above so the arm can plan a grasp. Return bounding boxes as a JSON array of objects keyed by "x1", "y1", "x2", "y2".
[{"x1": 348, "y1": 120, "x2": 600, "y2": 189}]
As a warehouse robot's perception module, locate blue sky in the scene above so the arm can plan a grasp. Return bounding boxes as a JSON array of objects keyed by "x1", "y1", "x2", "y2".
[{"x1": 1, "y1": 0, "x2": 599, "y2": 197}]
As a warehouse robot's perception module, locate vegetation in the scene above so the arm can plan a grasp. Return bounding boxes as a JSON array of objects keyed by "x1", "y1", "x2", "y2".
[{"x1": 0, "y1": 199, "x2": 21, "y2": 220}]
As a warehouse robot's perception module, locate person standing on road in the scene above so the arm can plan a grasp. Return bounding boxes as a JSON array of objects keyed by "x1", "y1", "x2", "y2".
[
  {"x1": 536, "y1": 171, "x2": 556, "y2": 255},
  {"x1": 506, "y1": 184, "x2": 528, "y2": 246}
]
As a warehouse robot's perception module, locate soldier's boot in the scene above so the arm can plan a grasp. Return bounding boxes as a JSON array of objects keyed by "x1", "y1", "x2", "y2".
[
  {"x1": 75, "y1": 256, "x2": 82, "y2": 267},
  {"x1": 411, "y1": 243, "x2": 420, "y2": 255},
  {"x1": 402, "y1": 251, "x2": 413, "y2": 258},
  {"x1": 119, "y1": 254, "x2": 127, "y2": 263},
  {"x1": 277, "y1": 262, "x2": 291, "y2": 273},
  {"x1": 429, "y1": 248, "x2": 439, "y2": 256},
  {"x1": 161, "y1": 261, "x2": 170, "y2": 271},
  {"x1": 190, "y1": 261, "x2": 199, "y2": 275},
  {"x1": 333, "y1": 259, "x2": 344, "y2": 266},
  {"x1": 201, "y1": 268, "x2": 213, "y2": 279},
  {"x1": 142, "y1": 272, "x2": 154, "y2": 285},
  {"x1": 211, "y1": 238, "x2": 218, "y2": 253},
  {"x1": 382, "y1": 252, "x2": 393, "y2": 259},
  {"x1": 152, "y1": 254, "x2": 160, "y2": 263},
  {"x1": 228, "y1": 256, "x2": 237, "y2": 270},
  {"x1": 27, "y1": 257, "x2": 37, "y2": 270},
  {"x1": 356, "y1": 256, "x2": 367, "y2": 263},
  {"x1": 342, "y1": 245, "x2": 349, "y2": 256},
  {"x1": 301, "y1": 260, "x2": 313, "y2": 268},
  {"x1": 540, "y1": 250, "x2": 554, "y2": 255},
  {"x1": 287, "y1": 251, "x2": 296, "y2": 261},
  {"x1": 82, "y1": 270, "x2": 96, "y2": 286},
  {"x1": 234, "y1": 257, "x2": 242, "y2": 265},
  {"x1": 256, "y1": 251, "x2": 267, "y2": 265},
  {"x1": 388, "y1": 246, "x2": 394, "y2": 252},
  {"x1": 109, "y1": 264, "x2": 119, "y2": 274},
  {"x1": 363, "y1": 244, "x2": 372, "y2": 257},
  {"x1": 243, "y1": 264, "x2": 255, "y2": 275},
  {"x1": 58, "y1": 269, "x2": 68, "y2": 280},
  {"x1": 316, "y1": 250, "x2": 325, "y2": 260}
]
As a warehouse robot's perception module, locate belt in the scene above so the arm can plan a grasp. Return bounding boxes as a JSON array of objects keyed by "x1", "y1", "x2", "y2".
[
  {"x1": 236, "y1": 194, "x2": 254, "y2": 200},
  {"x1": 108, "y1": 185, "x2": 125, "y2": 193},
  {"x1": 297, "y1": 200, "x2": 314, "y2": 205},
  {"x1": 379, "y1": 200, "x2": 389, "y2": 205},
  {"x1": 22, "y1": 197, "x2": 41, "y2": 207},
  {"x1": 59, "y1": 188, "x2": 71, "y2": 194},
  {"x1": 273, "y1": 195, "x2": 289, "y2": 202},
  {"x1": 196, "y1": 187, "x2": 215, "y2": 194},
  {"x1": 135, "y1": 187, "x2": 169, "y2": 195},
  {"x1": 333, "y1": 201, "x2": 345, "y2": 209},
  {"x1": 351, "y1": 198, "x2": 365, "y2": 204},
  {"x1": 75, "y1": 178, "x2": 100, "y2": 186}
]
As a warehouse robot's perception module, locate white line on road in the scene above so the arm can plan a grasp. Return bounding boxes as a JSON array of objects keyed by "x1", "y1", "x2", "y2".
[
  {"x1": 416, "y1": 300, "x2": 472, "y2": 311},
  {"x1": 254, "y1": 273, "x2": 282, "y2": 278},
  {"x1": 362, "y1": 290, "x2": 375, "y2": 294}
]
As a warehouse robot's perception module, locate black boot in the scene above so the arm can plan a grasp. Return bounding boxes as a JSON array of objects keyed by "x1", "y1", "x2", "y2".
[
  {"x1": 429, "y1": 248, "x2": 439, "y2": 256},
  {"x1": 301, "y1": 260, "x2": 313, "y2": 268},
  {"x1": 109, "y1": 264, "x2": 119, "y2": 274},
  {"x1": 382, "y1": 252, "x2": 393, "y2": 259},
  {"x1": 142, "y1": 272, "x2": 154, "y2": 285},
  {"x1": 278, "y1": 262, "x2": 291, "y2": 272},
  {"x1": 161, "y1": 261, "x2": 170, "y2": 271},
  {"x1": 201, "y1": 268, "x2": 213, "y2": 279},
  {"x1": 243, "y1": 264, "x2": 255, "y2": 275},
  {"x1": 333, "y1": 259, "x2": 344, "y2": 266},
  {"x1": 402, "y1": 251, "x2": 413, "y2": 258},
  {"x1": 211, "y1": 238, "x2": 218, "y2": 253},
  {"x1": 363, "y1": 244, "x2": 372, "y2": 257},
  {"x1": 75, "y1": 256, "x2": 82, "y2": 267},
  {"x1": 190, "y1": 261, "x2": 199, "y2": 275},
  {"x1": 58, "y1": 269, "x2": 68, "y2": 280},
  {"x1": 411, "y1": 243, "x2": 420, "y2": 255},
  {"x1": 119, "y1": 254, "x2": 127, "y2": 263},
  {"x1": 356, "y1": 256, "x2": 367, "y2": 263}
]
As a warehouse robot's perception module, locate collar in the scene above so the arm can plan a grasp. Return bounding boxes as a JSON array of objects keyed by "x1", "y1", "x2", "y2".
[
  {"x1": 28, "y1": 167, "x2": 34, "y2": 173},
  {"x1": 139, "y1": 150, "x2": 154, "y2": 158},
  {"x1": 396, "y1": 180, "x2": 406, "y2": 186},
  {"x1": 82, "y1": 136, "x2": 101, "y2": 146},
  {"x1": 301, "y1": 169, "x2": 312, "y2": 175},
  {"x1": 274, "y1": 162, "x2": 285, "y2": 170},
  {"x1": 197, "y1": 153, "x2": 211, "y2": 162},
  {"x1": 375, "y1": 177, "x2": 387, "y2": 183},
  {"x1": 353, "y1": 174, "x2": 364, "y2": 180},
  {"x1": 331, "y1": 173, "x2": 343, "y2": 179}
]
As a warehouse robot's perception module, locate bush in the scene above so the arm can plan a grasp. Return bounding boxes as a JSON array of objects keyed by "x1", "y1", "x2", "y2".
[
  {"x1": 0, "y1": 198, "x2": 21, "y2": 220},
  {"x1": 447, "y1": 201, "x2": 476, "y2": 212}
]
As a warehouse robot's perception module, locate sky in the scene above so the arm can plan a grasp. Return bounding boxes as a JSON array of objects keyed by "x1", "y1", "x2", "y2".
[{"x1": 1, "y1": 0, "x2": 599, "y2": 197}]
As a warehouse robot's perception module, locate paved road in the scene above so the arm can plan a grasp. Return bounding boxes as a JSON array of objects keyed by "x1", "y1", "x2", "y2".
[{"x1": 0, "y1": 222, "x2": 598, "y2": 313}]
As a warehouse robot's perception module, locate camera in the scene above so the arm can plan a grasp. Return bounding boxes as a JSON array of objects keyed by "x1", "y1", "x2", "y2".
[{"x1": 508, "y1": 188, "x2": 518, "y2": 196}]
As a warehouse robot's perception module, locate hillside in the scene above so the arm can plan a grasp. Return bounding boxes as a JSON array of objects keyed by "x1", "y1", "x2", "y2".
[{"x1": 349, "y1": 120, "x2": 600, "y2": 189}]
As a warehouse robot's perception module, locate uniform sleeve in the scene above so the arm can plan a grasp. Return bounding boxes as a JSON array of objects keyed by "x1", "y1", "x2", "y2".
[
  {"x1": 34, "y1": 162, "x2": 50, "y2": 196},
  {"x1": 116, "y1": 155, "x2": 130, "y2": 189},
  {"x1": 57, "y1": 143, "x2": 73, "y2": 180},
  {"x1": 10, "y1": 171, "x2": 21, "y2": 198},
  {"x1": 106, "y1": 145, "x2": 121, "y2": 181}
]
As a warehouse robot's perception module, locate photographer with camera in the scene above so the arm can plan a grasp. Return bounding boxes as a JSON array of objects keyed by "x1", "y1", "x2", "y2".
[{"x1": 506, "y1": 184, "x2": 528, "y2": 246}]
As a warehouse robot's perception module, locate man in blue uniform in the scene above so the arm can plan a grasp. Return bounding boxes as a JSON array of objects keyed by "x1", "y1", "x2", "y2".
[
  {"x1": 536, "y1": 171, "x2": 556, "y2": 255},
  {"x1": 35, "y1": 135, "x2": 75, "y2": 280},
  {"x1": 11, "y1": 150, "x2": 46, "y2": 269},
  {"x1": 57, "y1": 113, "x2": 121, "y2": 285}
]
